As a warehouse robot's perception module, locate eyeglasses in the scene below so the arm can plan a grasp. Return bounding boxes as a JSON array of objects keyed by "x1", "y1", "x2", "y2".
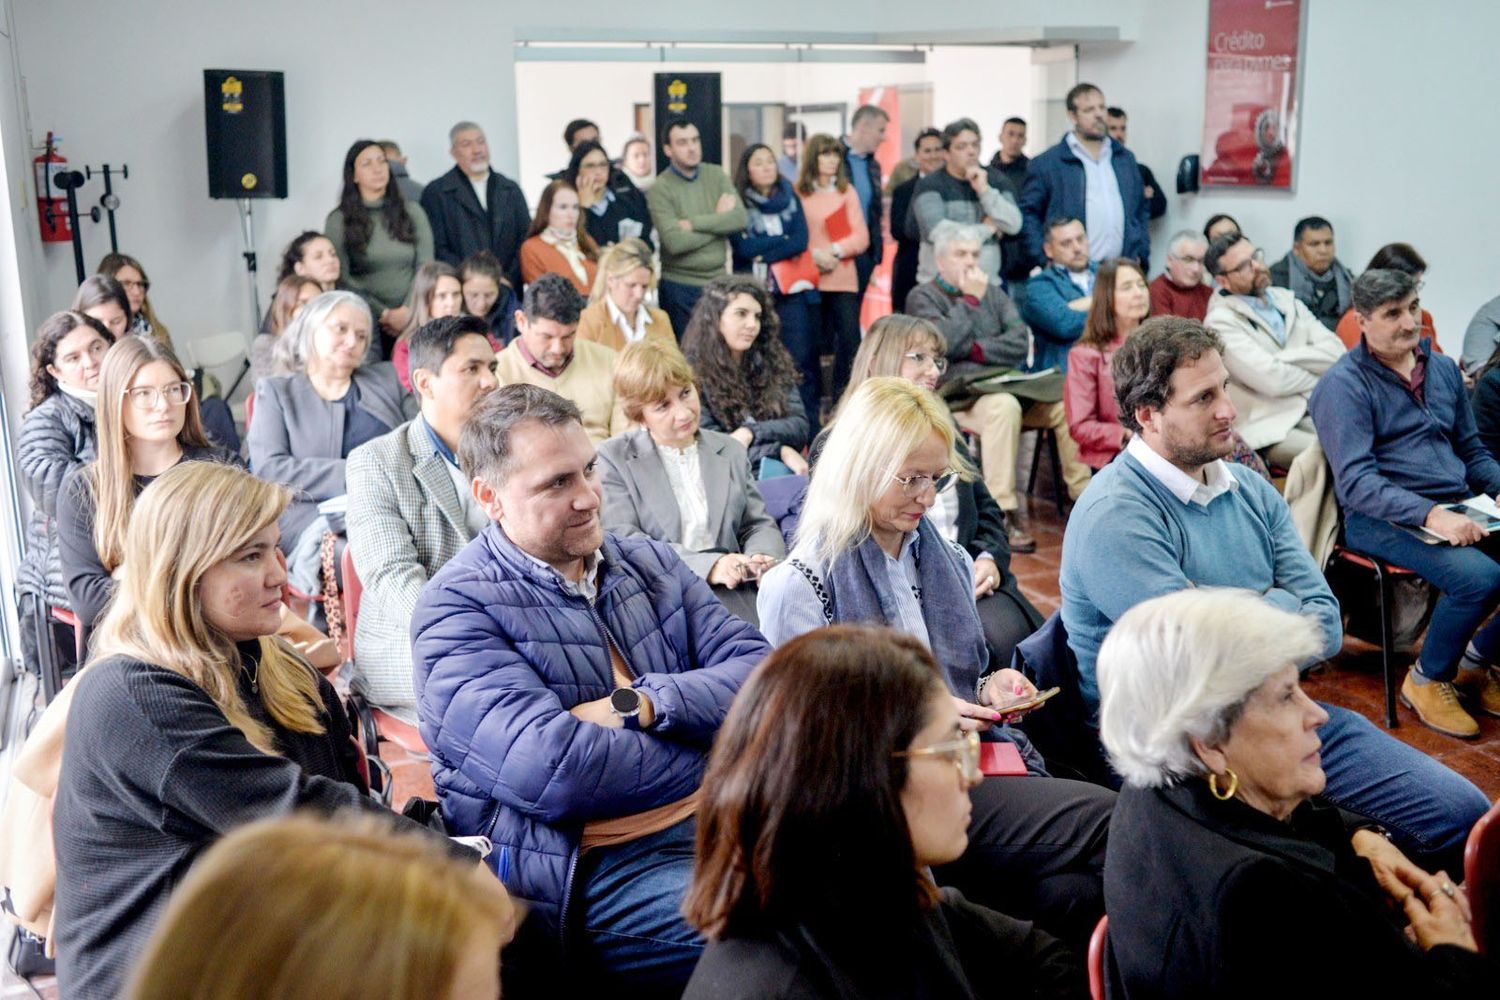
[
  {"x1": 117, "y1": 279, "x2": 150, "y2": 293},
  {"x1": 891, "y1": 470, "x2": 958, "y2": 498},
  {"x1": 902, "y1": 351, "x2": 948, "y2": 373},
  {"x1": 894, "y1": 729, "x2": 981, "y2": 783},
  {"x1": 1218, "y1": 248, "x2": 1265, "y2": 277},
  {"x1": 124, "y1": 381, "x2": 192, "y2": 409}
]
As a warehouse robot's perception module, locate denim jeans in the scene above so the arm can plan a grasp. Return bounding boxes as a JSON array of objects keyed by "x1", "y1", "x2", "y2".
[
  {"x1": 657, "y1": 279, "x2": 704, "y2": 343},
  {"x1": 1343, "y1": 510, "x2": 1500, "y2": 680},
  {"x1": 774, "y1": 292, "x2": 820, "y2": 436},
  {"x1": 1316, "y1": 702, "x2": 1489, "y2": 875},
  {"x1": 576, "y1": 817, "x2": 703, "y2": 996}
]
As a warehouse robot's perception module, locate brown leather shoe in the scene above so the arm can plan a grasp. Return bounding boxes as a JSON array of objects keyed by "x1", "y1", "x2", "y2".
[
  {"x1": 1400, "y1": 669, "x2": 1480, "y2": 738},
  {"x1": 1005, "y1": 513, "x2": 1037, "y2": 554},
  {"x1": 1454, "y1": 666, "x2": 1500, "y2": 718}
]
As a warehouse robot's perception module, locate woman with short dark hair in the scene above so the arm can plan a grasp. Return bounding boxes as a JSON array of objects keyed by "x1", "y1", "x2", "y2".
[{"x1": 683, "y1": 625, "x2": 1086, "y2": 999}]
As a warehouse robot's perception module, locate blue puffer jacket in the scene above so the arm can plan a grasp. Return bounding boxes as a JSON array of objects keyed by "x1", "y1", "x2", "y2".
[{"x1": 410, "y1": 525, "x2": 771, "y2": 938}]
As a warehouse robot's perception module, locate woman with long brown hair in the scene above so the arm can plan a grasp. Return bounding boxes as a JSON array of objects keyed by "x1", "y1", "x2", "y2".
[
  {"x1": 56, "y1": 336, "x2": 237, "y2": 648},
  {"x1": 796, "y1": 132, "x2": 869, "y2": 404},
  {"x1": 682, "y1": 273, "x2": 808, "y2": 477},
  {"x1": 52, "y1": 462, "x2": 460, "y2": 1000},
  {"x1": 97, "y1": 252, "x2": 170, "y2": 345},
  {"x1": 520, "y1": 177, "x2": 600, "y2": 294},
  {"x1": 683, "y1": 625, "x2": 1085, "y2": 998}
]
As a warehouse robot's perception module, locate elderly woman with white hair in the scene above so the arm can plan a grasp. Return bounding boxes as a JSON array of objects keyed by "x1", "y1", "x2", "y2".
[
  {"x1": 1099, "y1": 588, "x2": 1491, "y2": 997},
  {"x1": 247, "y1": 290, "x2": 415, "y2": 553},
  {"x1": 757, "y1": 376, "x2": 1114, "y2": 948}
]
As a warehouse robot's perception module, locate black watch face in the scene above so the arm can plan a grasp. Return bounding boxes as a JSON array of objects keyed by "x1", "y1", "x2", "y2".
[{"x1": 610, "y1": 688, "x2": 641, "y2": 714}]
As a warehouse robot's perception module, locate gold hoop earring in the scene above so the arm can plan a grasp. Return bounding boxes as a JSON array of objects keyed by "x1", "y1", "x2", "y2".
[{"x1": 1208, "y1": 769, "x2": 1238, "y2": 801}]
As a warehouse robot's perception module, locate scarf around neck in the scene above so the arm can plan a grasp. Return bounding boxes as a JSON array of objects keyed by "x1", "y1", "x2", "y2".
[
  {"x1": 56, "y1": 380, "x2": 98, "y2": 407},
  {"x1": 541, "y1": 228, "x2": 589, "y2": 285},
  {"x1": 1287, "y1": 252, "x2": 1353, "y2": 314},
  {"x1": 823, "y1": 518, "x2": 989, "y2": 697}
]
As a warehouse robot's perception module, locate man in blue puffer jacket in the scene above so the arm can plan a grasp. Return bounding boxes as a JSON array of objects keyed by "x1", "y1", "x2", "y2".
[{"x1": 411, "y1": 384, "x2": 771, "y2": 995}]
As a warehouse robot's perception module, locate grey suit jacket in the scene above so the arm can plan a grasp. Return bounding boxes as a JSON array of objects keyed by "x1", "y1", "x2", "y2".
[
  {"x1": 345, "y1": 419, "x2": 478, "y2": 718},
  {"x1": 598, "y1": 427, "x2": 785, "y2": 579},
  {"x1": 247, "y1": 363, "x2": 416, "y2": 547}
]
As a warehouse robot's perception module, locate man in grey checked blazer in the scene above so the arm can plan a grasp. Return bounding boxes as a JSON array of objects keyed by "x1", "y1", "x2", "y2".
[{"x1": 346, "y1": 316, "x2": 499, "y2": 720}]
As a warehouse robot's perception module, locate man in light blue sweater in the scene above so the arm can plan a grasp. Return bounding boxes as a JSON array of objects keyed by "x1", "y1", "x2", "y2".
[{"x1": 1060, "y1": 316, "x2": 1488, "y2": 873}]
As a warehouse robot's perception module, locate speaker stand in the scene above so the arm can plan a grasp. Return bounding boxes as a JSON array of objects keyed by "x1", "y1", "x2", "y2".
[{"x1": 226, "y1": 197, "x2": 260, "y2": 399}]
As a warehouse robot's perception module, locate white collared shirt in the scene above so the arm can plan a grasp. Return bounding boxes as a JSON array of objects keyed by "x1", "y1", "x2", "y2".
[
  {"x1": 520, "y1": 547, "x2": 603, "y2": 603},
  {"x1": 1126, "y1": 434, "x2": 1238, "y2": 508},
  {"x1": 656, "y1": 440, "x2": 714, "y2": 552},
  {"x1": 605, "y1": 296, "x2": 655, "y2": 344},
  {"x1": 1064, "y1": 132, "x2": 1125, "y2": 262}
]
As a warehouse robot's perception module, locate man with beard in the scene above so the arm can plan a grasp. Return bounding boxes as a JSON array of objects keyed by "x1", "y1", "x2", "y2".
[
  {"x1": 911, "y1": 117, "x2": 1022, "y2": 285},
  {"x1": 421, "y1": 121, "x2": 530, "y2": 289},
  {"x1": 1204, "y1": 232, "x2": 1343, "y2": 467},
  {"x1": 1060, "y1": 316, "x2": 1490, "y2": 877},
  {"x1": 1020, "y1": 83, "x2": 1150, "y2": 271}
]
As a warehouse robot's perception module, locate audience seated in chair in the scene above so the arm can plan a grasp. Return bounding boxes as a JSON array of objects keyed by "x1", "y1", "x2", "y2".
[
  {"x1": 758, "y1": 377, "x2": 1112, "y2": 947},
  {"x1": 520, "y1": 179, "x2": 600, "y2": 296},
  {"x1": 682, "y1": 274, "x2": 810, "y2": 478},
  {"x1": 1020, "y1": 217, "x2": 1097, "y2": 373},
  {"x1": 1099, "y1": 589, "x2": 1491, "y2": 998},
  {"x1": 345, "y1": 315, "x2": 498, "y2": 723},
  {"x1": 258, "y1": 231, "x2": 341, "y2": 336},
  {"x1": 97, "y1": 253, "x2": 169, "y2": 345},
  {"x1": 324, "y1": 140, "x2": 434, "y2": 353},
  {"x1": 410, "y1": 384, "x2": 771, "y2": 996},
  {"x1": 1309, "y1": 268, "x2": 1500, "y2": 739},
  {"x1": 1147, "y1": 230, "x2": 1213, "y2": 321},
  {"x1": 1335, "y1": 242, "x2": 1439, "y2": 351},
  {"x1": 909, "y1": 220, "x2": 1091, "y2": 548},
  {"x1": 16, "y1": 312, "x2": 112, "y2": 676},
  {"x1": 251, "y1": 275, "x2": 320, "y2": 384},
  {"x1": 493, "y1": 272, "x2": 628, "y2": 446},
  {"x1": 390, "y1": 260, "x2": 463, "y2": 390},
  {"x1": 1267, "y1": 215, "x2": 1354, "y2": 331},
  {"x1": 127, "y1": 813, "x2": 516, "y2": 1000},
  {"x1": 57, "y1": 336, "x2": 241, "y2": 652},
  {"x1": 1059, "y1": 316, "x2": 1490, "y2": 874},
  {"x1": 247, "y1": 291, "x2": 415, "y2": 565},
  {"x1": 565, "y1": 139, "x2": 655, "y2": 251},
  {"x1": 576, "y1": 237, "x2": 675, "y2": 352},
  {"x1": 599, "y1": 340, "x2": 784, "y2": 626},
  {"x1": 682, "y1": 625, "x2": 1088, "y2": 999},
  {"x1": 1203, "y1": 232, "x2": 1343, "y2": 468},
  {"x1": 457, "y1": 250, "x2": 517, "y2": 347},
  {"x1": 53, "y1": 463, "x2": 455, "y2": 1000}
]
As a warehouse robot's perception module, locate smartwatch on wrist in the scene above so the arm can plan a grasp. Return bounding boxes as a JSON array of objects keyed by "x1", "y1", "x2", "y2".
[{"x1": 610, "y1": 687, "x2": 644, "y2": 730}]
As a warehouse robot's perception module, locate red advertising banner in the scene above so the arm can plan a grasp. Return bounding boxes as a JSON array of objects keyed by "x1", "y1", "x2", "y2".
[{"x1": 1200, "y1": 0, "x2": 1302, "y2": 189}]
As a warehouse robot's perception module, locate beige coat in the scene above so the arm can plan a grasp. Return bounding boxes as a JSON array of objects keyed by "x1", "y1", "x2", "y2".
[
  {"x1": 1205, "y1": 286, "x2": 1344, "y2": 450},
  {"x1": 494, "y1": 338, "x2": 630, "y2": 445}
]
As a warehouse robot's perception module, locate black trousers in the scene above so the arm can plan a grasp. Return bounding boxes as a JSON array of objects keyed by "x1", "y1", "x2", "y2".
[
  {"x1": 977, "y1": 586, "x2": 1044, "y2": 675},
  {"x1": 932, "y1": 774, "x2": 1114, "y2": 952}
]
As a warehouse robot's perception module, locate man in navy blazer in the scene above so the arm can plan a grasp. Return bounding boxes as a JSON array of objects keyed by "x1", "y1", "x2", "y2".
[{"x1": 1020, "y1": 83, "x2": 1150, "y2": 271}]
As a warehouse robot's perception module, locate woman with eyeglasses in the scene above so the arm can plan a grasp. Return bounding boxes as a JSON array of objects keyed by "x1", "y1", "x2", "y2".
[
  {"x1": 758, "y1": 377, "x2": 1113, "y2": 948},
  {"x1": 565, "y1": 139, "x2": 654, "y2": 251},
  {"x1": 683, "y1": 625, "x2": 1087, "y2": 1000},
  {"x1": 98, "y1": 253, "x2": 171, "y2": 345},
  {"x1": 56, "y1": 336, "x2": 241, "y2": 650}
]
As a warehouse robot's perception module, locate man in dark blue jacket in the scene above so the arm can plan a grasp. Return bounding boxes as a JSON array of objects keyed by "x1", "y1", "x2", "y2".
[
  {"x1": 1019, "y1": 83, "x2": 1150, "y2": 271},
  {"x1": 410, "y1": 384, "x2": 770, "y2": 994},
  {"x1": 1310, "y1": 269, "x2": 1500, "y2": 739}
]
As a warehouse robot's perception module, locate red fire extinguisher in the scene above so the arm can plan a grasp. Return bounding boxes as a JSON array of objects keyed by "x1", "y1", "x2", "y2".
[{"x1": 35, "y1": 132, "x2": 71, "y2": 242}]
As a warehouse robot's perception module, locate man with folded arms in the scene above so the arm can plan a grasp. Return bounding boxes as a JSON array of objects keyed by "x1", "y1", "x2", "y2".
[{"x1": 1310, "y1": 268, "x2": 1500, "y2": 738}]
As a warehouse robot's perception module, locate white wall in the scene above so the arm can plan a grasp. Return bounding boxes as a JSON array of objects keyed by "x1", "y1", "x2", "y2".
[{"x1": 1078, "y1": 0, "x2": 1496, "y2": 353}]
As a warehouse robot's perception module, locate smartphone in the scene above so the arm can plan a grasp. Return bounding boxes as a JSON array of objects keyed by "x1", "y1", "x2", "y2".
[{"x1": 994, "y1": 686, "x2": 1061, "y2": 716}]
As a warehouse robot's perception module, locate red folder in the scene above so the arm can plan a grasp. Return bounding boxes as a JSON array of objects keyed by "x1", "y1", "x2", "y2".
[
  {"x1": 769, "y1": 252, "x2": 821, "y2": 295},
  {"x1": 824, "y1": 202, "x2": 854, "y2": 243},
  {"x1": 979, "y1": 741, "x2": 1028, "y2": 776}
]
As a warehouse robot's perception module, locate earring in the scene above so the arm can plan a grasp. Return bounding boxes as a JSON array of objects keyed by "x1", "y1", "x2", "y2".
[{"x1": 1208, "y1": 768, "x2": 1238, "y2": 801}]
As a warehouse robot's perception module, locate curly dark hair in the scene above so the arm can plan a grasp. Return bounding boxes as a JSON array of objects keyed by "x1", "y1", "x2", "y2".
[
  {"x1": 337, "y1": 139, "x2": 416, "y2": 260},
  {"x1": 682, "y1": 274, "x2": 800, "y2": 428},
  {"x1": 276, "y1": 231, "x2": 331, "y2": 282},
  {"x1": 28, "y1": 311, "x2": 114, "y2": 409},
  {"x1": 1111, "y1": 316, "x2": 1225, "y2": 433}
]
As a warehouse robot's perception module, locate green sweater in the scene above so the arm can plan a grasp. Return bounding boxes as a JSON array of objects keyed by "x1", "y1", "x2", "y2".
[
  {"x1": 646, "y1": 164, "x2": 748, "y2": 286},
  {"x1": 324, "y1": 199, "x2": 434, "y2": 312}
]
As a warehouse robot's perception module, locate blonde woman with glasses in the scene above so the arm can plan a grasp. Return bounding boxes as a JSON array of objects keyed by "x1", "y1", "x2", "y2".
[
  {"x1": 56, "y1": 336, "x2": 238, "y2": 650},
  {"x1": 52, "y1": 462, "x2": 464, "y2": 1000},
  {"x1": 757, "y1": 376, "x2": 1114, "y2": 948}
]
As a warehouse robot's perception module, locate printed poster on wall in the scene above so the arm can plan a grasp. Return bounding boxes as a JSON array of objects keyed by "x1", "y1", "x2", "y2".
[{"x1": 1200, "y1": 0, "x2": 1302, "y2": 189}]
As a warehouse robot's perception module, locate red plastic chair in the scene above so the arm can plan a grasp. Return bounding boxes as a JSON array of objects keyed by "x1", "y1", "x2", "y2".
[
  {"x1": 1330, "y1": 545, "x2": 1420, "y2": 728},
  {"x1": 49, "y1": 606, "x2": 83, "y2": 664},
  {"x1": 340, "y1": 546, "x2": 428, "y2": 757},
  {"x1": 1087, "y1": 914, "x2": 1108, "y2": 1000},
  {"x1": 1465, "y1": 796, "x2": 1500, "y2": 956}
]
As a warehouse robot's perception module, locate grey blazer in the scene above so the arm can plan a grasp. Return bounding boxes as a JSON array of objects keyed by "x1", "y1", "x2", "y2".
[
  {"x1": 247, "y1": 363, "x2": 416, "y2": 547},
  {"x1": 598, "y1": 427, "x2": 785, "y2": 579},
  {"x1": 345, "y1": 419, "x2": 478, "y2": 719}
]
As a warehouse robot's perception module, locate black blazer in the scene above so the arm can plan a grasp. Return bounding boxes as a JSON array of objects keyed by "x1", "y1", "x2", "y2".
[
  {"x1": 1104, "y1": 781, "x2": 1491, "y2": 998},
  {"x1": 419, "y1": 165, "x2": 530, "y2": 289}
]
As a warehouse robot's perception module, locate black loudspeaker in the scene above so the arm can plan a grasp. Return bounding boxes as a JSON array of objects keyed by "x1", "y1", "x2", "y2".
[
  {"x1": 653, "y1": 72, "x2": 723, "y2": 171},
  {"x1": 203, "y1": 69, "x2": 287, "y2": 199}
]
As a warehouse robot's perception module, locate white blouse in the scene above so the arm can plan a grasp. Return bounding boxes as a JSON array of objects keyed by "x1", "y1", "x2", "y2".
[{"x1": 656, "y1": 441, "x2": 714, "y2": 552}]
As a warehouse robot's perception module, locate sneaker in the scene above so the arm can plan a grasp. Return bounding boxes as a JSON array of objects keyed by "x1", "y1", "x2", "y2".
[
  {"x1": 1454, "y1": 666, "x2": 1500, "y2": 719},
  {"x1": 1400, "y1": 669, "x2": 1480, "y2": 738},
  {"x1": 1005, "y1": 513, "x2": 1037, "y2": 554}
]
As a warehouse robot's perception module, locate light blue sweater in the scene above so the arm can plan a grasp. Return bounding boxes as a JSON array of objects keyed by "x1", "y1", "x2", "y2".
[{"x1": 1059, "y1": 450, "x2": 1343, "y2": 714}]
